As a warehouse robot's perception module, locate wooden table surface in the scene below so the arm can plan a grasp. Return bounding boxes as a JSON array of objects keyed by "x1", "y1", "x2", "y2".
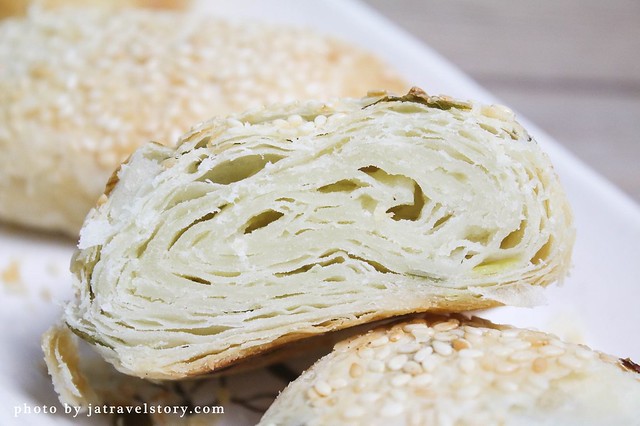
[{"x1": 364, "y1": 0, "x2": 640, "y2": 204}]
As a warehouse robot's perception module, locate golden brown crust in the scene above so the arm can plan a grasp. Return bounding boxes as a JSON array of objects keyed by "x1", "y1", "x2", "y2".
[{"x1": 180, "y1": 299, "x2": 500, "y2": 378}]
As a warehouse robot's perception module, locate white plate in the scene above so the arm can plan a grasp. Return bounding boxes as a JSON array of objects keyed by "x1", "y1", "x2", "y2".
[{"x1": 2, "y1": 1, "x2": 639, "y2": 424}]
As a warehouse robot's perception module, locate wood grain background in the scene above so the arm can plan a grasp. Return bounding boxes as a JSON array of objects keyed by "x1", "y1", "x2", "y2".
[{"x1": 364, "y1": 0, "x2": 640, "y2": 203}]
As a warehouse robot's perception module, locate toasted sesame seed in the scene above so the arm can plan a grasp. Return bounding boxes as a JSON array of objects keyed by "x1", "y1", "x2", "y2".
[
  {"x1": 299, "y1": 122, "x2": 316, "y2": 134},
  {"x1": 397, "y1": 342, "x2": 422, "y2": 354},
  {"x1": 306, "y1": 387, "x2": 320, "y2": 400},
  {"x1": 313, "y1": 380, "x2": 332, "y2": 397},
  {"x1": 349, "y1": 362, "x2": 364, "y2": 378},
  {"x1": 313, "y1": 115, "x2": 327, "y2": 126},
  {"x1": 414, "y1": 347, "x2": 434, "y2": 362},
  {"x1": 507, "y1": 340, "x2": 532, "y2": 351},
  {"x1": 353, "y1": 381, "x2": 367, "y2": 393},
  {"x1": 287, "y1": 114, "x2": 304, "y2": 125},
  {"x1": 480, "y1": 357, "x2": 496, "y2": 372},
  {"x1": 451, "y1": 328, "x2": 466, "y2": 338},
  {"x1": 532, "y1": 357, "x2": 548, "y2": 373},
  {"x1": 463, "y1": 334, "x2": 485, "y2": 346},
  {"x1": 433, "y1": 319, "x2": 460, "y2": 331},
  {"x1": 434, "y1": 332, "x2": 456, "y2": 342},
  {"x1": 328, "y1": 377, "x2": 348, "y2": 389},
  {"x1": 432, "y1": 340, "x2": 454, "y2": 356},
  {"x1": 388, "y1": 354, "x2": 409, "y2": 371},
  {"x1": 370, "y1": 335, "x2": 390, "y2": 347},
  {"x1": 481, "y1": 104, "x2": 515, "y2": 120},
  {"x1": 389, "y1": 331, "x2": 405, "y2": 342},
  {"x1": 391, "y1": 373, "x2": 412, "y2": 387},
  {"x1": 409, "y1": 328, "x2": 433, "y2": 342},
  {"x1": 452, "y1": 339, "x2": 471, "y2": 351},
  {"x1": 410, "y1": 373, "x2": 434, "y2": 387},
  {"x1": 357, "y1": 347, "x2": 375, "y2": 359},
  {"x1": 549, "y1": 339, "x2": 567, "y2": 348},
  {"x1": 421, "y1": 357, "x2": 438, "y2": 372},
  {"x1": 500, "y1": 329, "x2": 521, "y2": 338},
  {"x1": 490, "y1": 345, "x2": 514, "y2": 357},
  {"x1": 402, "y1": 323, "x2": 430, "y2": 333},
  {"x1": 402, "y1": 360, "x2": 423, "y2": 375},
  {"x1": 528, "y1": 336, "x2": 550, "y2": 347},
  {"x1": 374, "y1": 345, "x2": 392, "y2": 360},
  {"x1": 464, "y1": 325, "x2": 485, "y2": 336}
]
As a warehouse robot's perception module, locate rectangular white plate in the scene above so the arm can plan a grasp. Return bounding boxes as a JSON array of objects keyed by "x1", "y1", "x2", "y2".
[{"x1": 2, "y1": 1, "x2": 639, "y2": 424}]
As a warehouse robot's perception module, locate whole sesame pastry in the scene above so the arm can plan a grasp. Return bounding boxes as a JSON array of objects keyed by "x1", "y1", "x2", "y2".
[
  {"x1": 0, "y1": 5, "x2": 406, "y2": 235},
  {"x1": 50, "y1": 88, "x2": 574, "y2": 380},
  {"x1": 259, "y1": 315, "x2": 640, "y2": 426}
]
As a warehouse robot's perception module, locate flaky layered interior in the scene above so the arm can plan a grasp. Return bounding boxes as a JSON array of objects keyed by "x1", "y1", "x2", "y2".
[{"x1": 66, "y1": 90, "x2": 573, "y2": 379}]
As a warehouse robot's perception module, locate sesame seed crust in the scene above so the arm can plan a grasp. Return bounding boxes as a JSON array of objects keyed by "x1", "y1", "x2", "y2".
[
  {"x1": 0, "y1": 6, "x2": 406, "y2": 235},
  {"x1": 259, "y1": 315, "x2": 640, "y2": 426}
]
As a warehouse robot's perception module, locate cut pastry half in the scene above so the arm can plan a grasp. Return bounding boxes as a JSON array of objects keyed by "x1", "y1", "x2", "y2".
[
  {"x1": 259, "y1": 315, "x2": 640, "y2": 426},
  {"x1": 63, "y1": 88, "x2": 574, "y2": 379}
]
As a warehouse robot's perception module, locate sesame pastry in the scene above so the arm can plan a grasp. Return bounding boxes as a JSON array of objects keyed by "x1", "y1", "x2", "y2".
[
  {"x1": 259, "y1": 315, "x2": 640, "y2": 426},
  {"x1": 0, "y1": 6, "x2": 405, "y2": 235},
  {"x1": 52, "y1": 88, "x2": 574, "y2": 380}
]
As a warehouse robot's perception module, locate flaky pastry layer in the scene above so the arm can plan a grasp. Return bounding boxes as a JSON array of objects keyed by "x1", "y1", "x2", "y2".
[{"x1": 65, "y1": 89, "x2": 574, "y2": 379}]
